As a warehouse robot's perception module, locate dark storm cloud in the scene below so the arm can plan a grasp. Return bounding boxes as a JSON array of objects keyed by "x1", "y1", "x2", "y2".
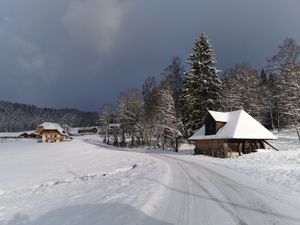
[{"x1": 0, "y1": 0, "x2": 299, "y2": 111}]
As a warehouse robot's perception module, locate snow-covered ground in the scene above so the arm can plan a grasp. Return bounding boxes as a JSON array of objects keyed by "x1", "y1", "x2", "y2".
[
  {"x1": 1, "y1": 129, "x2": 300, "y2": 225},
  {"x1": 0, "y1": 135, "x2": 169, "y2": 225},
  {"x1": 190, "y1": 129, "x2": 300, "y2": 194}
]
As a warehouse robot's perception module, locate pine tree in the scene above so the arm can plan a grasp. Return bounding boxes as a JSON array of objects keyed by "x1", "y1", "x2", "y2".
[{"x1": 181, "y1": 33, "x2": 222, "y2": 136}]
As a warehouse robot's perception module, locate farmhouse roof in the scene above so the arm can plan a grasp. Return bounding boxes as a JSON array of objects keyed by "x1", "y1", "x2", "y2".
[
  {"x1": 37, "y1": 122, "x2": 67, "y2": 135},
  {"x1": 189, "y1": 110, "x2": 277, "y2": 140}
]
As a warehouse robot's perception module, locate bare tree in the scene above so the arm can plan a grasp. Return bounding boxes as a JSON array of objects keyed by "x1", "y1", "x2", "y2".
[
  {"x1": 222, "y1": 63, "x2": 268, "y2": 124},
  {"x1": 117, "y1": 89, "x2": 144, "y2": 147},
  {"x1": 142, "y1": 76, "x2": 159, "y2": 146},
  {"x1": 98, "y1": 104, "x2": 114, "y2": 144},
  {"x1": 154, "y1": 82, "x2": 181, "y2": 151},
  {"x1": 266, "y1": 38, "x2": 300, "y2": 131},
  {"x1": 162, "y1": 57, "x2": 184, "y2": 114}
]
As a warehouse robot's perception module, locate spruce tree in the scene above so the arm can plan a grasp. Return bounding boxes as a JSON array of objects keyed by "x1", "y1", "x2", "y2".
[{"x1": 181, "y1": 33, "x2": 221, "y2": 136}]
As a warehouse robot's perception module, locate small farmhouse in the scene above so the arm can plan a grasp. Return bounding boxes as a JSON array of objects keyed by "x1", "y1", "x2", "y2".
[
  {"x1": 189, "y1": 110, "x2": 277, "y2": 157},
  {"x1": 36, "y1": 122, "x2": 70, "y2": 142}
]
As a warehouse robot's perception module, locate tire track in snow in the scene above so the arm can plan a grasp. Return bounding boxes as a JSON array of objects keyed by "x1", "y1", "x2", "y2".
[
  {"x1": 158, "y1": 154, "x2": 300, "y2": 225},
  {"x1": 185, "y1": 164, "x2": 277, "y2": 225},
  {"x1": 177, "y1": 161, "x2": 248, "y2": 225}
]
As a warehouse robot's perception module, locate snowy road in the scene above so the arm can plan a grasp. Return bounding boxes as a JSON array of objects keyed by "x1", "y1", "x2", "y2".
[{"x1": 151, "y1": 154, "x2": 300, "y2": 225}]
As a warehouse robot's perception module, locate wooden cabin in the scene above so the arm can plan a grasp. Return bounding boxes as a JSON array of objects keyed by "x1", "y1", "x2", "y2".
[
  {"x1": 189, "y1": 110, "x2": 277, "y2": 158},
  {"x1": 36, "y1": 122, "x2": 70, "y2": 143}
]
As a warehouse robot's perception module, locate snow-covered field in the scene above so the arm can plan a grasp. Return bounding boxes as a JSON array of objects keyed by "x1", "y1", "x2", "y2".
[{"x1": 0, "y1": 135, "x2": 168, "y2": 225}]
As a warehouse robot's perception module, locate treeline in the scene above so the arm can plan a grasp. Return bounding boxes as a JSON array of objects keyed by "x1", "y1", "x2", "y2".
[
  {"x1": 98, "y1": 34, "x2": 300, "y2": 150},
  {"x1": 0, "y1": 101, "x2": 98, "y2": 132}
]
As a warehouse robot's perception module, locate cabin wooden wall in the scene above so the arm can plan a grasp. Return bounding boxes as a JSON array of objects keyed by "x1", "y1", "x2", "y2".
[{"x1": 194, "y1": 139, "x2": 265, "y2": 158}]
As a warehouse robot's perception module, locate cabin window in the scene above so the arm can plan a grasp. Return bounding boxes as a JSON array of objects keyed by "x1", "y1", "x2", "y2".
[{"x1": 205, "y1": 121, "x2": 216, "y2": 135}]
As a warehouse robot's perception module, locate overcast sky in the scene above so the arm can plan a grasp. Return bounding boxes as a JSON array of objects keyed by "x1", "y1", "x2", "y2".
[{"x1": 0, "y1": 0, "x2": 299, "y2": 111}]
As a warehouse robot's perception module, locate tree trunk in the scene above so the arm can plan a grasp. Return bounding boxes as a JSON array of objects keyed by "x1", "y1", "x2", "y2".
[
  {"x1": 107, "y1": 133, "x2": 110, "y2": 145},
  {"x1": 295, "y1": 124, "x2": 300, "y2": 141},
  {"x1": 269, "y1": 107, "x2": 275, "y2": 130},
  {"x1": 242, "y1": 140, "x2": 246, "y2": 154},
  {"x1": 103, "y1": 133, "x2": 107, "y2": 143},
  {"x1": 175, "y1": 136, "x2": 178, "y2": 152},
  {"x1": 237, "y1": 141, "x2": 242, "y2": 156},
  {"x1": 131, "y1": 134, "x2": 134, "y2": 147}
]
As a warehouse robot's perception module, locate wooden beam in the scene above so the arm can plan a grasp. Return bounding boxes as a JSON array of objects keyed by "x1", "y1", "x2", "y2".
[
  {"x1": 242, "y1": 140, "x2": 246, "y2": 154},
  {"x1": 237, "y1": 141, "x2": 242, "y2": 156},
  {"x1": 263, "y1": 140, "x2": 279, "y2": 151}
]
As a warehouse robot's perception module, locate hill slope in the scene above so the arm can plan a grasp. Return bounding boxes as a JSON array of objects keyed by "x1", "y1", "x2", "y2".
[{"x1": 0, "y1": 101, "x2": 98, "y2": 132}]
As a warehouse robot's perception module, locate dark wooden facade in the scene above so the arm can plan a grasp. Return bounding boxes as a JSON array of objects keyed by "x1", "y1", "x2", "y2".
[
  {"x1": 204, "y1": 114, "x2": 225, "y2": 135},
  {"x1": 194, "y1": 139, "x2": 265, "y2": 158}
]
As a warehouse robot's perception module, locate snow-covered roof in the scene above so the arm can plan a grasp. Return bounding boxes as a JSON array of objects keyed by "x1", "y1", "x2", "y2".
[
  {"x1": 208, "y1": 111, "x2": 229, "y2": 122},
  {"x1": 189, "y1": 110, "x2": 277, "y2": 140},
  {"x1": 37, "y1": 122, "x2": 67, "y2": 135}
]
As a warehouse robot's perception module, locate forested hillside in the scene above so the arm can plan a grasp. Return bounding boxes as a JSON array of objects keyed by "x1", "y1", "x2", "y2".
[{"x1": 0, "y1": 101, "x2": 98, "y2": 132}]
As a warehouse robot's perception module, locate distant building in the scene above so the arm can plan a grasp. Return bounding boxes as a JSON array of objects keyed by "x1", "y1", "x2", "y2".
[
  {"x1": 19, "y1": 132, "x2": 40, "y2": 139},
  {"x1": 36, "y1": 122, "x2": 70, "y2": 142},
  {"x1": 108, "y1": 124, "x2": 121, "y2": 130},
  {"x1": 189, "y1": 110, "x2": 277, "y2": 157},
  {"x1": 78, "y1": 127, "x2": 98, "y2": 135}
]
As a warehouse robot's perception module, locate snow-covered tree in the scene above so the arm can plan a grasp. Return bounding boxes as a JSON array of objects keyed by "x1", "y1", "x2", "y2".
[
  {"x1": 181, "y1": 33, "x2": 222, "y2": 136},
  {"x1": 162, "y1": 57, "x2": 184, "y2": 116},
  {"x1": 154, "y1": 82, "x2": 181, "y2": 151},
  {"x1": 117, "y1": 89, "x2": 144, "y2": 146},
  {"x1": 141, "y1": 76, "x2": 159, "y2": 145},
  {"x1": 222, "y1": 64, "x2": 268, "y2": 124},
  {"x1": 98, "y1": 104, "x2": 114, "y2": 143},
  {"x1": 0, "y1": 101, "x2": 97, "y2": 132},
  {"x1": 266, "y1": 38, "x2": 300, "y2": 129}
]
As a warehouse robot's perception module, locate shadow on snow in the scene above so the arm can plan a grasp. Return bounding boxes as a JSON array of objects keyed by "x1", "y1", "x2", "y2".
[{"x1": 2, "y1": 203, "x2": 172, "y2": 225}]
